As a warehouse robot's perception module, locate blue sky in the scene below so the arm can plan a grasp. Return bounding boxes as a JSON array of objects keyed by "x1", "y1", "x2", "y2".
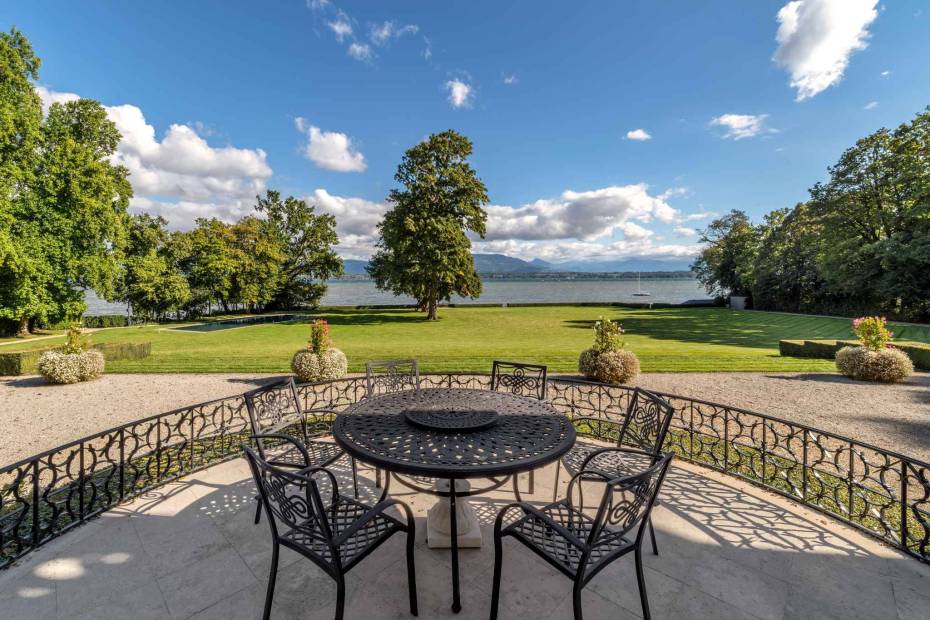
[{"x1": 9, "y1": 0, "x2": 930, "y2": 263}]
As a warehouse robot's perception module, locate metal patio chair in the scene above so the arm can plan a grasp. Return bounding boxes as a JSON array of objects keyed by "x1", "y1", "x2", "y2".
[
  {"x1": 554, "y1": 388, "x2": 675, "y2": 553},
  {"x1": 245, "y1": 377, "x2": 358, "y2": 525},
  {"x1": 244, "y1": 440, "x2": 418, "y2": 620},
  {"x1": 365, "y1": 358, "x2": 420, "y2": 397},
  {"x1": 490, "y1": 360, "x2": 548, "y2": 498},
  {"x1": 491, "y1": 451, "x2": 674, "y2": 620}
]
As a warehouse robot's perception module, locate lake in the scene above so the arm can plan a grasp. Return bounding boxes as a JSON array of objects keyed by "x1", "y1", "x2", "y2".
[{"x1": 84, "y1": 278, "x2": 709, "y2": 315}]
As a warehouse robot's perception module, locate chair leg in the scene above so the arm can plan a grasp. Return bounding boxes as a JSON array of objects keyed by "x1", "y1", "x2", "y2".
[
  {"x1": 405, "y1": 527, "x2": 419, "y2": 616},
  {"x1": 634, "y1": 546, "x2": 651, "y2": 620},
  {"x1": 253, "y1": 496, "x2": 262, "y2": 525},
  {"x1": 490, "y1": 529, "x2": 504, "y2": 620},
  {"x1": 552, "y1": 461, "x2": 561, "y2": 503},
  {"x1": 512, "y1": 475, "x2": 523, "y2": 502},
  {"x1": 262, "y1": 542, "x2": 279, "y2": 620},
  {"x1": 649, "y1": 517, "x2": 659, "y2": 556},
  {"x1": 335, "y1": 575, "x2": 346, "y2": 620},
  {"x1": 572, "y1": 580, "x2": 584, "y2": 620},
  {"x1": 528, "y1": 469, "x2": 535, "y2": 495},
  {"x1": 351, "y1": 457, "x2": 359, "y2": 498}
]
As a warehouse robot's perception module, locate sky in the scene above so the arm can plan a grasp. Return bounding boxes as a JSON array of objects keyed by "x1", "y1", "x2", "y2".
[{"x1": 8, "y1": 0, "x2": 930, "y2": 264}]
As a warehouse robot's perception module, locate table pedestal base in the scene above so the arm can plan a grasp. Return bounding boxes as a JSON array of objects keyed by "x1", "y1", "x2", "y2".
[{"x1": 426, "y1": 480, "x2": 482, "y2": 549}]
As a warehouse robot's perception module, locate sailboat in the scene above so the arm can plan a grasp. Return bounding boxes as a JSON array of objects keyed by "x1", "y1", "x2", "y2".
[{"x1": 633, "y1": 272, "x2": 652, "y2": 297}]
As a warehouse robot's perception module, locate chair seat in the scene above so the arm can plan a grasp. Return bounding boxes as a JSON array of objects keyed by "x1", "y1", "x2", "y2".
[
  {"x1": 506, "y1": 500, "x2": 632, "y2": 577},
  {"x1": 282, "y1": 496, "x2": 402, "y2": 569},
  {"x1": 265, "y1": 440, "x2": 343, "y2": 469},
  {"x1": 561, "y1": 441, "x2": 655, "y2": 479}
]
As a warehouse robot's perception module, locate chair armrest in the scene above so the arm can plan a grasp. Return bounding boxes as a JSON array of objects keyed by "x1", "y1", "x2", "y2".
[
  {"x1": 497, "y1": 501, "x2": 587, "y2": 550},
  {"x1": 578, "y1": 446, "x2": 658, "y2": 474},
  {"x1": 331, "y1": 497, "x2": 413, "y2": 546},
  {"x1": 252, "y1": 433, "x2": 311, "y2": 467},
  {"x1": 565, "y1": 469, "x2": 614, "y2": 509}
]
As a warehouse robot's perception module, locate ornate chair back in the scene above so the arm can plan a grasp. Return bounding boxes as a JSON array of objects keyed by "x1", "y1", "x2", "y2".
[
  {"x1": 244, "y1": 378, "x2": 311, "y2": 461},
  {"x1": 490, "y1": 361, "x2": 548, "y2": 400},
  {"x1": 365, "y1": 359, "x2": 420, "y2": 397},
  {"x1": 586, "y1": 451, "x2": 673, "y2": 552},
  {"x1": 242, "y1": 444, "x2": 337, "y2": 554},
  {"x1": 617, "y1": 388, "x2": 675, "y2": 456}
]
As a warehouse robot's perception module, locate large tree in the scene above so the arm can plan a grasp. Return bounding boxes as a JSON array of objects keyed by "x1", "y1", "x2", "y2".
[
  {"x1": 368, "y1": 130, "x2": 488, "y2": 320},
  {"x1": 691, "y1": 210, "x2": 760, "y2": 299},
  {"x1": 0, "y1": 31, "x2": 131, "y2": 336},
  {"x1": 255, "y1": 190, "x2": 342, "y2": 309},
  {"x1": 120, "y1": 214, "x2": 190, "y2": 321},
  {"x1": 229, "y1": 215, "x2": 286, "y2": 311},
  {"x1": 176, "y1": 218, "x2": 239, "y2": 312}
]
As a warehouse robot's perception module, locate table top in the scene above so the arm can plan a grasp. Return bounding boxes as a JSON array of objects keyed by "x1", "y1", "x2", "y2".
[{"x1": 332, "y1": 388, "x2": 576, "y2": 478}]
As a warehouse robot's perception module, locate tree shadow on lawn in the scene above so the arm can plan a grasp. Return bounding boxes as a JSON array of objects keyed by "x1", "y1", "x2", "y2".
[
  {"x1": 314, "y1": 309, "x2": 426, "y2": 327},
  {"x1": 562, "y1": 308, "x2": 828, "y2": 349}
]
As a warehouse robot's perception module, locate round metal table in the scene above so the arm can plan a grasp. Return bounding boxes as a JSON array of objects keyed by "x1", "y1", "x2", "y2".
[{"x1": 333, "y1": 388, "x2": 576, "y2": 613}]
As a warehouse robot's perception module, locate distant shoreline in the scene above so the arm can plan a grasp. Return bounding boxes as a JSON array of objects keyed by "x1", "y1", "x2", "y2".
[{"x1": 335, "y1": 271, "x2": 696, "y2": 282}]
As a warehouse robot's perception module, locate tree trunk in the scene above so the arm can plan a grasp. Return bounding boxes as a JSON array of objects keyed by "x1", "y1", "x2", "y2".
[
  {"x1": 427, "y1": 297, "x2": 437, "y2": 320},
  {"x1": 16, "y1": 316, "x2": 30, "y2": 337}
]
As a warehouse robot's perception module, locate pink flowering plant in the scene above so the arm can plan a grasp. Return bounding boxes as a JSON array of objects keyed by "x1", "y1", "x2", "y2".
[
  {"x1": 852, "y1": 316, "x2": 893, "y2": 351},
  {"x1": 308, "y1": 319, "x2": 331, "y2": 354}
]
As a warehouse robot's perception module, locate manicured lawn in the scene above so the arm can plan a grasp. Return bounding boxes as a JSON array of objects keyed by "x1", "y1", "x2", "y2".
[{"x1": 7, "y1": 306, "x2": 930, "y2": 374}]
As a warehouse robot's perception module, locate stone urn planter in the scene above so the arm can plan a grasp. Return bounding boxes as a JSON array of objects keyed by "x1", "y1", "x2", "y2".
[
  {"x1": 834, "y1": 316, "x2": 913, "y2": 383},
  {"x1": 578, "y1": 317, "x2": 640, "y2": 384}
]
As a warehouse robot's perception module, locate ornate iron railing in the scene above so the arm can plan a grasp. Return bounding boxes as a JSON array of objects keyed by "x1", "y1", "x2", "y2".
[{"x1": 1, "y1": 374, "x2": 928, "y2": 570}]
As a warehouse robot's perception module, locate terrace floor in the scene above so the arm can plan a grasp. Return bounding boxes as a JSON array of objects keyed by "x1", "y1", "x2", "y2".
[{"x1": 1, "y1": 451, "x2": 928, "y2": 620}]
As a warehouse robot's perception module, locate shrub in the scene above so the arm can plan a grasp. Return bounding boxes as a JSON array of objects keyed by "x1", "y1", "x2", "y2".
[
  {"x1": 592, "y1": 350, "x2": 641, "y2": 384},
  {"x1": 37, "y1": 350, "x2": 105, "y2": 384},
  {"x1": 852, "y1": 316, "x2": 893, "y2": 351},
  {"x1": 62, "y1": 325, "x2": 88, "y2": 354},
  {"x1": 592, "y1": 317, "x2": 624, "y2": 353},
  {"x1": 292, "y1": 348, "x2": 348, "y2": 382},
  {"x1": 835, "y1": 346, "x2": 913, "y2": 383},
  {"x1": 94, "y1": 341, "x2": 152, "y2": 361},
  {"x1": 578, "y1": 348, "x2": 599, "y2": 377},
  {"x1": 308, "y1": 319, "x2": 330, "y2": 354}
]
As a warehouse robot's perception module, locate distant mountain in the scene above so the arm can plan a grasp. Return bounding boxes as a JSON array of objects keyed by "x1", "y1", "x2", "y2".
[
  {"x1": 548, "y1": 258, "x2": 694, "y2": 273},
  {"x1": 339, "y1": 254, "x2": 694, "y2": 275},
  {"x1": 342, "y1": 259, "x2": 370, "y2": 275},
  {"x1": 472, "y1": 254, "x2": 546, "y2": 273}
]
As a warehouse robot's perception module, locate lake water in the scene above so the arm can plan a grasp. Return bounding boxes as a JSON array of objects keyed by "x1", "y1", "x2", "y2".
[{"x1": 84, "y1": 278, "x2": 709, "y2": 315}]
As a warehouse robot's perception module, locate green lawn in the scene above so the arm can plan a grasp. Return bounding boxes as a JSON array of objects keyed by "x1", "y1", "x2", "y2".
[{"x1": 7, "y1": 306, "x2": 930, "y2": 373}]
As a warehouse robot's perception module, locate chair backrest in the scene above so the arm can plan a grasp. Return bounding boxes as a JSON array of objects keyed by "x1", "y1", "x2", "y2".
[
  {"x1": 587, "y1": 451, "x2": 673, "y2": 549},
  {"x1": 617, "y1": 388, "x2": 675, "y2": 456},
  {"x1": 243, "y1": 444, "x2": 336, "y2": 551},
  {"x1": 490, "y1": 361, "x2": 548, "y2": 400},
  {"x1": 365, "y1": 359, "x2": 419, "y2": 396},
  {"x1": 244, "y1": 378, "x2": 304, "y2": 459}
]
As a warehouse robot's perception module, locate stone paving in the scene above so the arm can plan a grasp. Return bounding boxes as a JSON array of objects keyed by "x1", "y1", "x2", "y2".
[{"x1": 1, "y1": 452, "x2": 928, "y2": 619}]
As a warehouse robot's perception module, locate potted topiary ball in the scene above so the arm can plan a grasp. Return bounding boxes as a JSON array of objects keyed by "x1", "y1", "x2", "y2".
[
  {"x1": 835, "y1": 316, "x2": 913, "y2": 383},
  {"x1": 292, "y1": 319, "x2": 348, "y2": 382},
  {"x1": 37, "y1": 325, "x2": 105, "y2": 384},
  {"x1": 578, "y1": 316, "x2": 640, "y2": 384}
]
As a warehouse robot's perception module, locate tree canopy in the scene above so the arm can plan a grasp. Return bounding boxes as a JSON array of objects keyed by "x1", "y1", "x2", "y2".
[{"x1": 368, "y1": 130, "x2": 488, "y2": 320}]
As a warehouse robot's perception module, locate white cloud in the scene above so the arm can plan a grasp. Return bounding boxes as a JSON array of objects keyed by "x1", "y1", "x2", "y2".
[
  {"x1": 482, "y1": 184, "x2": 680, "y2": 242},
  {"x1": 327, "y1": 12, "x2": 353, "y2": 42},
  {"x1": 347, "y1": 42, "x2": 373, "y2": 61},
  {"x1": 880, "y1": 70, "x2": 890, "y2": 77},
  {"x1": 37, "y1": 86, "x2": 273, "y2": 230},
  {"x1": 710, "y1": 114, "x2": 772, "y2": 140},
  {"x1": 679, "y1": 210, "x2": 717, "y2": 222},
  {"x1": 445, "y1": 79, "x2": 473, "y2": 108},
  {"x1": 295, "y1": 118, "x2": 366, "y2": 173},
  {"x1": 307, "y1": 0, "x2": 330, "y2": 10},
  {"x1": 773, "y1": 0, "x2": 879, "y2": 101},
  {"x1": 34, "y1": 85, "x2": 79, "y2": 115},
  {"x1": 673, "y1": 226, "x2": 696, "y2": 237},
  {"x1": 370, "y1": 21, "x2": 418, "y2": 45},
  {"x1": 503, "y1": 74, "x2": 517, "y2": 85},
  {"x1": 864, "y1": 100, "x2": 878, "y2": 110},
  {"x1": 625, "y1": 128, "x2": 652, "y2": 141}
]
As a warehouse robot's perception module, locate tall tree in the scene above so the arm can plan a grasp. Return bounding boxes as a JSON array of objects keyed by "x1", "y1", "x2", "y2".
[
  {"x1": 177, "y1": 218, "x2": 238, "y2": 312},
  {"x1": 691, "y1": 210, "x2": 760, "y2": 299},
  {"x1": 254, "y1": 190, "x2": 342, "y2": 309},
  {"x1": 229, "y1": 215, "x2": 286, "y2": 311},
  {"x1": 0, "y1": 34, "x2": 131, "y2": 336},
  {"x1": 120, "y1": 214, "x2": 189, "y2": 320},
  {"x1": 368, "y1": 130, "x2": 488, "y2": 320}
]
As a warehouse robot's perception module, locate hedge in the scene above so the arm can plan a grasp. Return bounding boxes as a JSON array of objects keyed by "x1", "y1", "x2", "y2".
[
  {"x1": 0, "y1": 341, "x2": 151, "y2": 376},
  {"x1": 779, "y1": 339, "x2": 930, "y2": 371},
  {"x1": 82, "y1": 315, "x2": 130, "y2": 328}
]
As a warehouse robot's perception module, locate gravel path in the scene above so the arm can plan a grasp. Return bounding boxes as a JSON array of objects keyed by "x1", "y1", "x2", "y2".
[{"x1": 2, "y1": 372, "x2": 928, "y2": 466}]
